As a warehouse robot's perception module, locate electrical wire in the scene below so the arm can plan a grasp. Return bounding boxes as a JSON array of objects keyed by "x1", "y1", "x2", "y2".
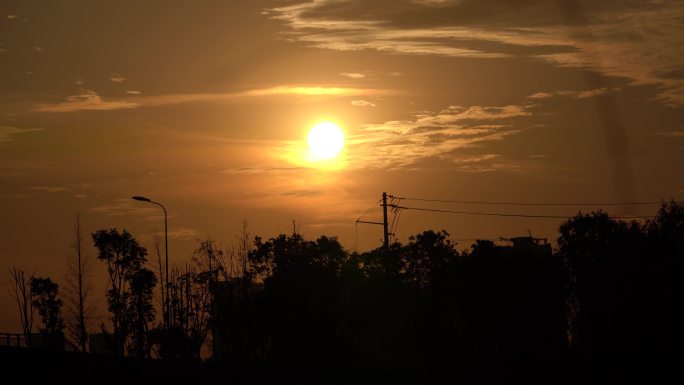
[
  {"x1": 389, "y1": 205, "x2": 404, "y2": 243},
  {"x1": 393, "y1": 207, "x2": 403, "y2": 235},
  {"x1": 391, "y1": 195, "x2": 677, "y2": 207},
  {"x1": 391, "y1": 204, "x2": 654, "y2": 220}
]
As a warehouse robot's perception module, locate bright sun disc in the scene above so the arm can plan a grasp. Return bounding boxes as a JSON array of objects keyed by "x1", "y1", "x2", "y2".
[{"x1": 307, "y1": 122, "x2": 344, "y2": 160}]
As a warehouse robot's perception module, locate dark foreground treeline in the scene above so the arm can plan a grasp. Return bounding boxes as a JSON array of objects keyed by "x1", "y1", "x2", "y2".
[
  {"x1": 211, "y1": 202, "x2": 683, "y2": 365},
  {"x1": 5, "y1": 203, "x2": 682, "y2": 382}
]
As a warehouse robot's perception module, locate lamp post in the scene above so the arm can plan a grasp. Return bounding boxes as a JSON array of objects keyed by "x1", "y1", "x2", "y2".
[{"x1": 132, "y1": 196, "x2": 169, "y2": 330}]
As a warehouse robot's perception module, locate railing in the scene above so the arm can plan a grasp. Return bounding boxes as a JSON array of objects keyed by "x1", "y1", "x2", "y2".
[
  {"x1": 0, "y1": 333, "x2": 29, "y2": 348},
  {"x1": 0, "y1": 333, "x2": 65, "y2": 350}
]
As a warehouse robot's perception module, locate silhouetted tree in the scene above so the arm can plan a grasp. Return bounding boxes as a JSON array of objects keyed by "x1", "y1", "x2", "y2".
[
  {"x1": 6, "y1": 267, "x2": 35, "y2": 345},
  {"x1": 92, "y1": 228, "x2": 156, "y2": 356},
  {"x1": 206, "y1": 205, "x2": 684, "y2": 367},
  {"x1": 558, "y1": 211, "x2": 646, "y2": 358},
  {"x1": 213, "y1": 229, "x2": 569, "y2": 365},
  {"x1": 213, "y1": 232, "x2": 351, "y2": 362},
  {"x1": 464, "y1": 238, "x2": 565, "y2": 360},
  {"x1": 163, "y1": 239, "x2": 219, "y2": 359},
  {"x1": 152, "y1": 232, "x2": 165, "y2": 332},
  {"x1": 63, "y1": 212, "x2": 95, "y2": 352},
  {"x1": 31, "y1": 277, "x2": 65, "y2": 350},
  {"x1": 401, "y1": 230, "x2": 456, "y2": 290},
  {"x1": 127, "y1": 267, "x2": 157, "y2": 357},
  {"x1": 234, "y1": 219, "x2": 252, "y2": 290},
  {"x1": 641, "y1": 202, "x2": 684, "y2": 354}
]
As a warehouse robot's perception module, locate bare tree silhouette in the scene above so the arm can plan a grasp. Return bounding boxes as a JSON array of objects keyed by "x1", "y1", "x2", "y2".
[
  {"x1": 63, "y1": 212, "x2": 96, "y2": 352},
  {"x1": 6, "y1": 267, "x2": 35, "y2": 346}
]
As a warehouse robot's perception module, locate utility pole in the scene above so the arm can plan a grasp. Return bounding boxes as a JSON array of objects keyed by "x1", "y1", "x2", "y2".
[
  {"x1": 355, "y1": 192, "x2": 391, "y2": 251},
  {"x1": 382, "y1": 192, "x2": 389, "y2": 250}
]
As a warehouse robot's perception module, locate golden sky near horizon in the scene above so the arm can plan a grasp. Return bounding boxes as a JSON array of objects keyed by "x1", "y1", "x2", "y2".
[{"x1": 1, "y1": 0, "x2": 684, "y2": 331}]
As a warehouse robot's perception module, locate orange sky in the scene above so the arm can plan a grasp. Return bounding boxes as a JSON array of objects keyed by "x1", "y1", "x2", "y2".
[{"x1": 1, "y1": 0, "x2": 683, "y2": 332}]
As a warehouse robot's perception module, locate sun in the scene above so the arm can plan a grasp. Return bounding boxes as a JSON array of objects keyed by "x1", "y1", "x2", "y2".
[{"x1": 307, "y1": 122, "x2": 345, "y2": 160}]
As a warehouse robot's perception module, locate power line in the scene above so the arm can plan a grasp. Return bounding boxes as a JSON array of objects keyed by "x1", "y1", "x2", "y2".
[
  {"x1": 391, "y1": 195, "x2": 677, "y2": 207},
  {"x1": 390, "y1": 204, "x2": 654, "y2": 220},
  {"x1": 354, "y1": 192, "x2": 665, "y2": 250},
  {"x1": 389, "y1": 203, "x2": 404, "y2": 243}
]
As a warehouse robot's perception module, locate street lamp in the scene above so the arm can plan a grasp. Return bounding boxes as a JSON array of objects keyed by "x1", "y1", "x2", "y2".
[{"x1": 132, "y1": 196, "x2": 169, "y2": 330}]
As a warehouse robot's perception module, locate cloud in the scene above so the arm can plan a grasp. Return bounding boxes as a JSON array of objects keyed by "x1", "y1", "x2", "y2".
[
  {"x1": 30, "y1": 186, "x2": 68, "y2": 193},
  {"x1": 340, "y1": 72, "x2": 366, "y2": 79},
  {"x1": 268, "y1": 0, "x2": 684, "y2": 105},
  {"x1": 90, "y1": 198, "x2": 167, "y2": 220},
  {"x1": 0, "y1": 160, "x2": 49, "y2": 177},
  {"x1": 221, "y1": 166, "x2": 304, "y2": 174},
  {"x1": 412, "y1": 0, "x2": 456, "y2": 5},
  {"x1": 7, "y1": 14, "x2": 18, "y2": 20},
  {"x1": 527, "y1": 92, "x2": 553, "y2": 100},
  {"x1": 574, "y1": 88, "x2": 613, "y2": 98},
  {"x1": 308, "y1": 222, "x2": 353, "y2": 229},
  {"x1": 35, "y1": 86, "x2": 389, "y2": 113},
  {"x1": 74, "y1": 78, "x2": 84, "y2": 85},
  {"x1": 351, "y1": 100, "x2": 377, "y2": 107},
  {"x1": 301, "y1": 102, "x2": 536, "y2": 171},
  {"x1": 32, "y1": 46, "x2": 43, "y2": 53},
  {"x1": 282, "y1": 189, "x2": 323, "y2": 197},
  {"x1": 0, "y1": 125, "x2": 44, "y2": 145},
  {"x1": 434, "y1": 153, "x2": 533, "y2": 173},
  {"x1": 126, "y1": 90, "x2": 141, "y2": 95},
  {"x1": 110, "y1": 73, "x2": 125, "y2": 83},
  {"x1": 242, "y1": 85, "x2": 384, "y2": 97},
  {"x1": 656, "y1": 130, "x2": 684, "y2": 138},
  {"x1": 167, "y1": 228, "x2": 201, "y2": 240},
  {"x1": 450, "y1": 154, "x2": 500, "y2": 163},
  {"x1": 527, "y1": 87, "x2": 617, "y2": 100},
  {"x1": 35, "y1": 89, "x2": 139, "y2": 112}
]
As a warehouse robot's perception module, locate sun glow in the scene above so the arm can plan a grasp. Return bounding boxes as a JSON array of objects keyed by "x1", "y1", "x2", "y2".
[{"x1": 307, "y1": 122, "x2": 345, "y2": 161}]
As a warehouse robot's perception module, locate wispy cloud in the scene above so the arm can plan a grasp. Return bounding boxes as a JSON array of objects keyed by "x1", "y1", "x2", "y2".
[
  {"x1": 242, "y1": 85, "x2": 384, "y2": 97},
  {"x1": 35, "y1": 89, "x2": 139, "y2": 112},
  {"x1": 30, "y1": 186, "x2": 68, "y2": 193},
  {"x1": 110, "y1": 73, "x2": 125, "y2": 83},
  {"x1": 36, "y1": 86, "x2": 390, "y2": 113},
  {"x1": 655, "y1": 130, "x2": 684, "y2": 138},
  {"x1": 351, "y1": 100, "x2": 376, "y2": 107},
  {"x1": 221, "y1": 166, "x2": 304, "y2": 175},
  {"x1": 281, "y1": 102, "x2": 536, "y2": 171},
  {"x1": 439, "y1": 153, "x2": 526, "y2": 173},
  {"x1": 340, "y1": 72, "x2": 366, "y2": 79},
  {"x1": 90, "y1": 198, "x2": 166, "y2": 220},
  {"x1": 269, "y1": 0, "x2": 684, "y2": 105},
  {"x1": 0, "y1": 160, "x2": 49, "y2": 177},
  {"x1": 7, "y1": 14, "x2": 18, "y2": 20},
  {"x1": 527, "y1": 87, "x2": 618, "y2": 100},
  {"x1": 0, "y1": 125, "x2": 44, "y2": 145},
  {"x1": 282, "y1": 189, "x2": 323, "y2": 197},
  {"x1": 449, "y1": 154, "x2": 500, "y2": 163},
  {"x1": 167, "y1": 228, "x2": 201, "y2": 240}
]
